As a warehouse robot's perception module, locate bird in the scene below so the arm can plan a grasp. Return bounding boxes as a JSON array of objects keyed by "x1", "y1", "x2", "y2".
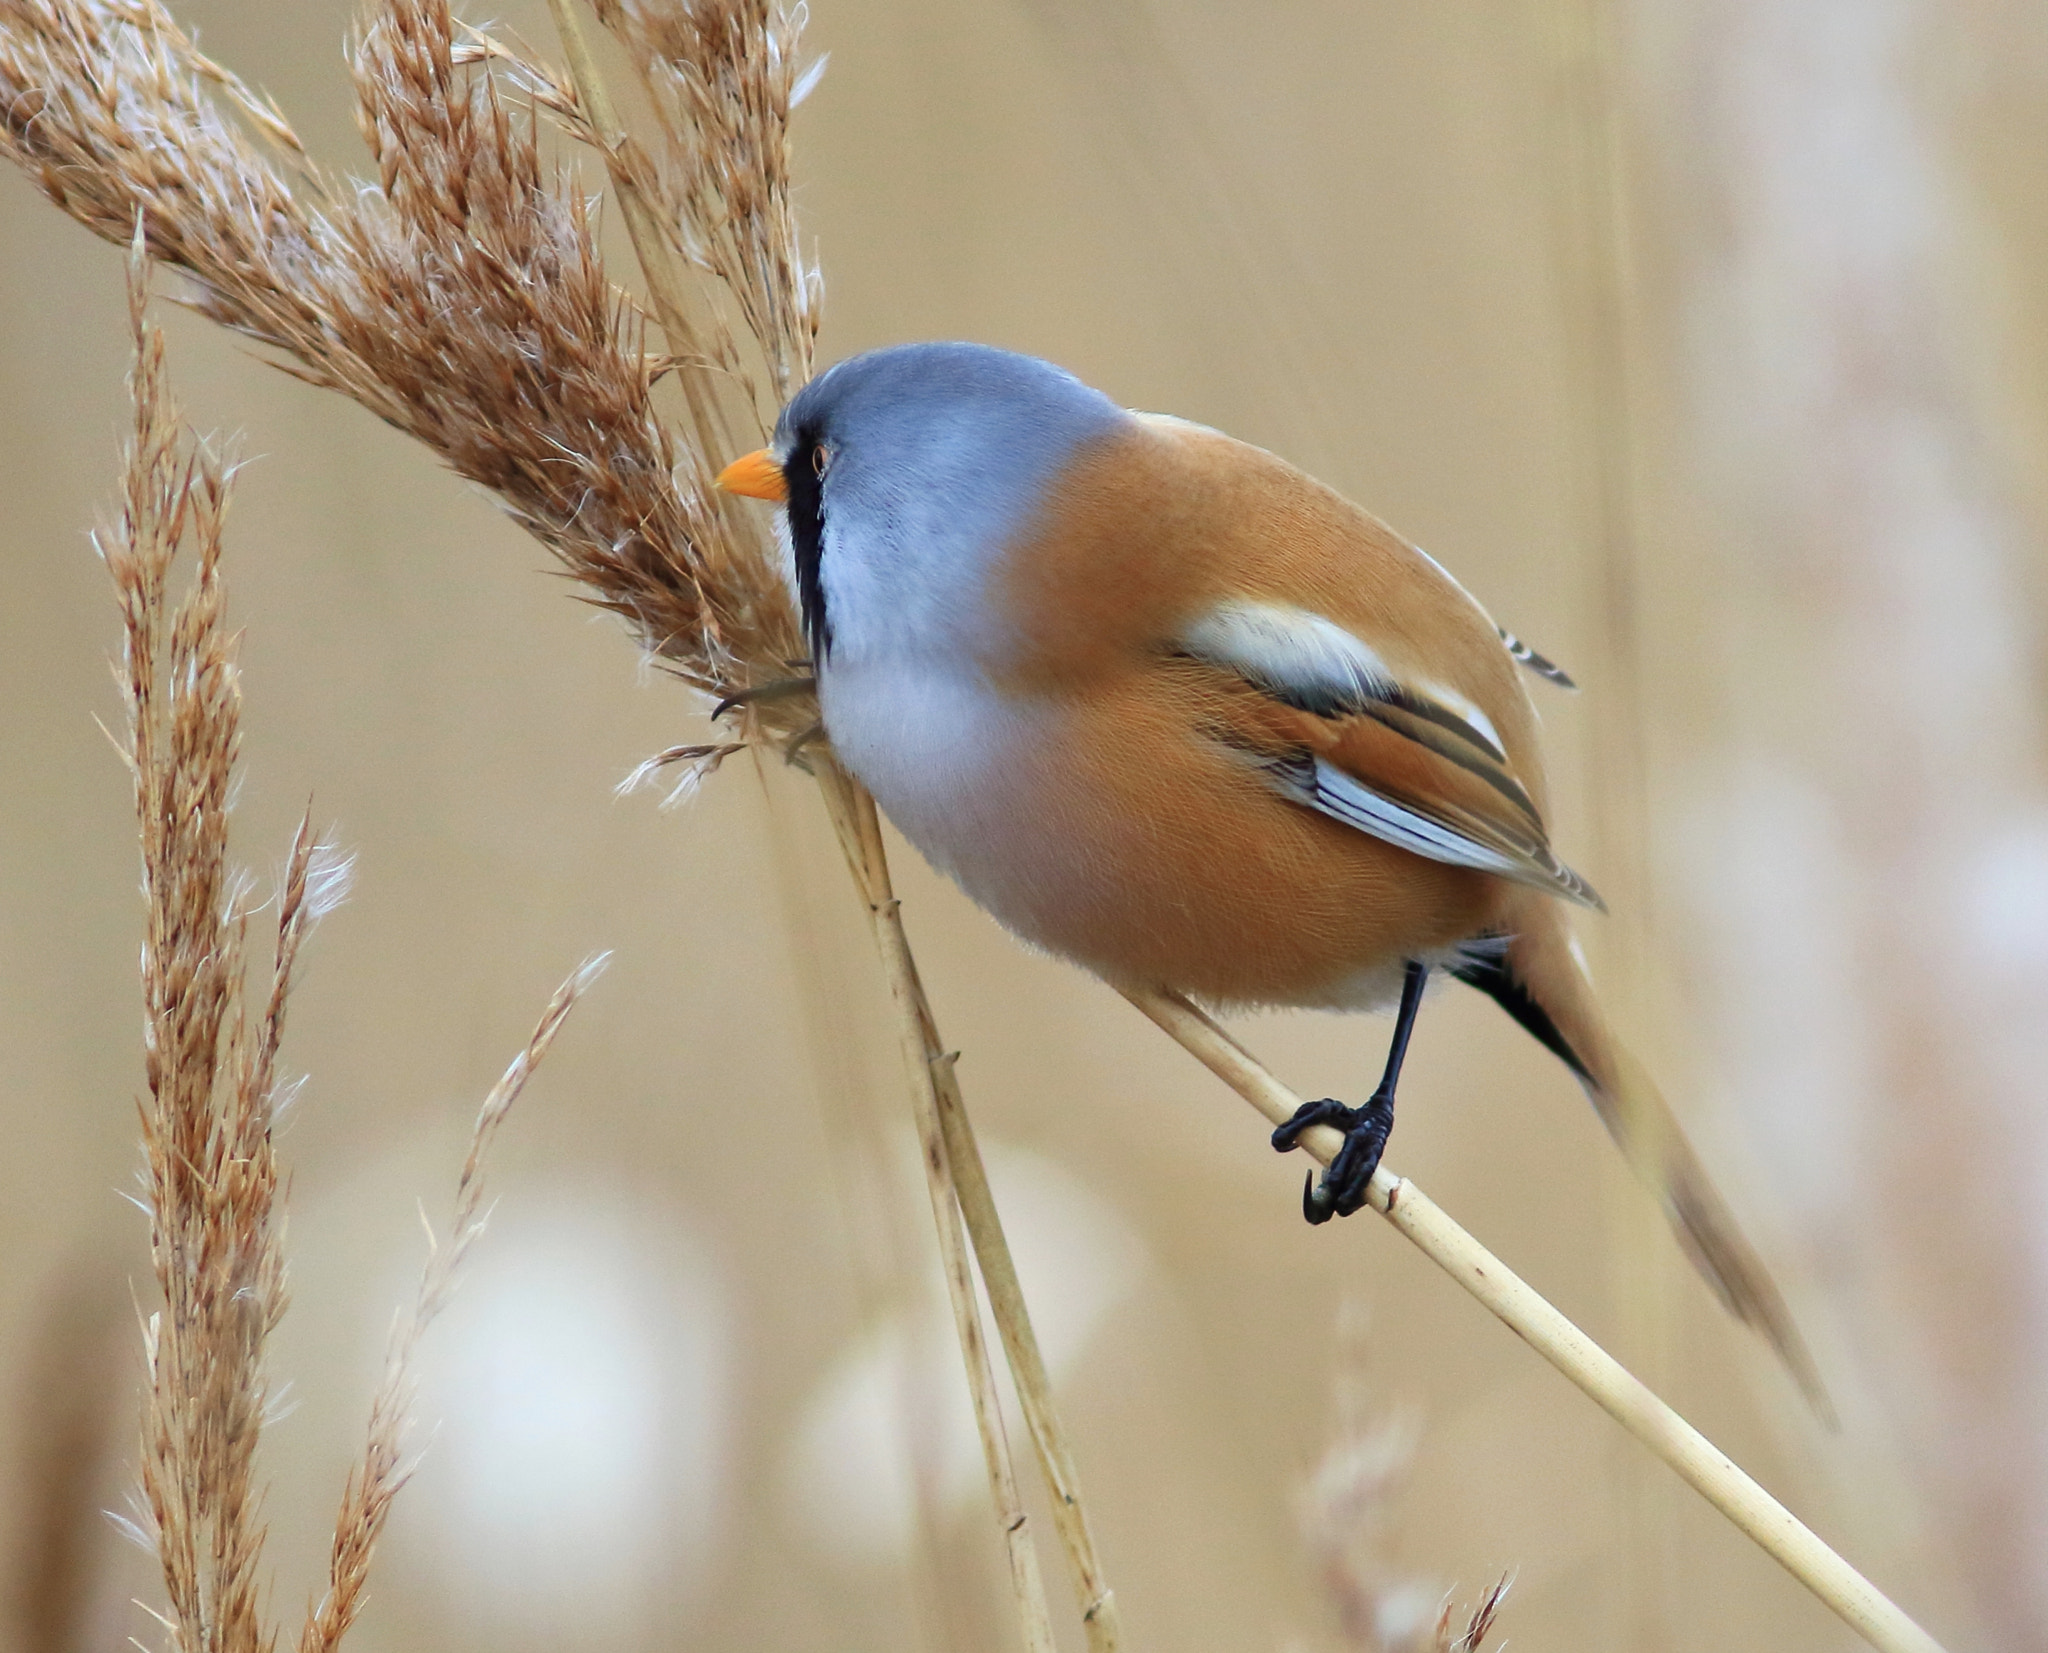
[{"x1": 716, "y1": 340, "x2": 1820, "y2": 1400}]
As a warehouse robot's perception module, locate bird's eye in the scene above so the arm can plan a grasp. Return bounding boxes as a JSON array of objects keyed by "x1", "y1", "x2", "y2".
[{"x1": 812, "y1": 444, "x2": 832, "y2": 479}]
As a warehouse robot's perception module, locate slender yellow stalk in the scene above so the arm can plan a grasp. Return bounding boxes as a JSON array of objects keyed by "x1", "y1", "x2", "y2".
[
  {"x1": 1121, "y1": 986, "x2": 1947, "y2": 1653},
  {"x1": 748, "y1": 760, "x2": 973, "y2": 1650},
  {"x1": 928, "y1": 1055, "x2": 1123, "y2": 1653},
  {"x1": 824, "y1": 757, "x2": 1122, "y2": 1650},
  {"x1": 536, "y1": 5, "x2": 1114, "y2": 1642},
  {"x1": 843, "y1": 785, "x2": 1123, "y2": 1649},
  {"x1": 816, "y1": 757, "x2": 1127, "y2": 1649},
  {"x1": 818, "y1": 763, "x2": 1058, "y2": 1653},
  {"x1": 811, "y1": 746, "x2": 1121, "y2": 1647}
]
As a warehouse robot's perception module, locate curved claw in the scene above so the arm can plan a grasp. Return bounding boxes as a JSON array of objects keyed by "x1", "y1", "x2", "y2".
[
  {"x1": 1280, "y1": 1092, "x2": 1395, "y2": 1224},
  {"x1": 1271, "y1": 1097, "x2": 1361, "y2": 1154}
]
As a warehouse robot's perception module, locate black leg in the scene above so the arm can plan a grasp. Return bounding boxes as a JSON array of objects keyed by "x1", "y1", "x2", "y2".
[
  {"x1": 1271, "y1": 960, "x2": 1429, "y2": 1223},
  {"x1": 1375, "y1": 957, "x2": 1428, "y2": 1095}
]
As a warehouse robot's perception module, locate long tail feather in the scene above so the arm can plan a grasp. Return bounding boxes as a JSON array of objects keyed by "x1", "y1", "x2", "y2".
[{"x1": 1454, "y1": 909, "x2": 1833, "y2": 1419}]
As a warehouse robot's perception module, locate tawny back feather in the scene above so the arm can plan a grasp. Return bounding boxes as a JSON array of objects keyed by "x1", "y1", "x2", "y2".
[{"x1": 998, "y1": 419, "x2": 1542, "y2": 786}]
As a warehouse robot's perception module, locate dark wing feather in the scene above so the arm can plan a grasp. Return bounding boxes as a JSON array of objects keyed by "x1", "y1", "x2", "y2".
[
  {"x1": 1498, "y1": 625, "x2": 1577, "y2": 690},
  {"x1": 1179, "y1": 600, "x2": 1602, "y2": 909}
]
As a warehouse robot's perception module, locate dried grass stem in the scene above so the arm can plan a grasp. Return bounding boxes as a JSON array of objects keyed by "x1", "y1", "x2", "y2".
[
  {"x1": 816, "y1": 764, "x2": 1064, "y2": 1653},
  {"x1": 1122, "y1": 986, "x2": 1947, "y2": 1653}
]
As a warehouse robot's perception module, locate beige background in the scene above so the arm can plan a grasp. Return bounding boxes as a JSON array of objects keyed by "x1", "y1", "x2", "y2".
[{"x1": 4, "y1": 2, "x2": 2045, "y2": 1649}]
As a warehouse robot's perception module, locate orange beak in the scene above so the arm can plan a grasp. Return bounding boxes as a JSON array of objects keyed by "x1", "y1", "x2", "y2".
[{"x1": 714, "y1": 448, "x2": 788, "y2": 502}]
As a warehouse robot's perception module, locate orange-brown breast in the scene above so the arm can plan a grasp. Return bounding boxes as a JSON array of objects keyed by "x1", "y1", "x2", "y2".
[{"x1": 962, "y1": 417, "x2": 1538, "y2": 1006}]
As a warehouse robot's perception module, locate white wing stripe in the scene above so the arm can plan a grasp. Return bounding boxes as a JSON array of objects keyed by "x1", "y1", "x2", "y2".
[{"x1": 1273, "y1": 758, "x2": 1530, "y2": 879}]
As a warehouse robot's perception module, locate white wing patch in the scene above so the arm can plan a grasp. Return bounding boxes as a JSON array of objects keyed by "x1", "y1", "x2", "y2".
[
  {"x1": 1265, "y1": 753, "x2": 1603, "y2": 908},
  {"x1": 1180, "y1": 600, "x2": 1393, "y2": 715}
]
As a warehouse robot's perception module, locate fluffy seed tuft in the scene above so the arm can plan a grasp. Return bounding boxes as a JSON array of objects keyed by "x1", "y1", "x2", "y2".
[{"x1": 0, "y1": 0, "x2": 823, "y2": 752}]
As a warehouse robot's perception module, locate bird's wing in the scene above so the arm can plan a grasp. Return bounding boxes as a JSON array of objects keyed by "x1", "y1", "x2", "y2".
[{"x1": 1177, "y1": 598, "x2": 1603, "y2": 909}]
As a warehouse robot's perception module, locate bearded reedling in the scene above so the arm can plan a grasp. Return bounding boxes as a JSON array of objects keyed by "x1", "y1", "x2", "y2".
[{"x1": 717, "y1": 341, "x2": 1818, "y2": 1398}]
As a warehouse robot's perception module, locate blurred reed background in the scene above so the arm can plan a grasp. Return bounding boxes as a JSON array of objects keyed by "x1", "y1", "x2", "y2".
[{"x1": 2, "y1": 1, "x2": 2044, "y2": 1649}]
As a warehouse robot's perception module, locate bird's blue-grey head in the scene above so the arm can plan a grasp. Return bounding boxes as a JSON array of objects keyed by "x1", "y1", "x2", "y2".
[{"x1": 767, "y1": 343, "x2": 1130, "y2": 668}]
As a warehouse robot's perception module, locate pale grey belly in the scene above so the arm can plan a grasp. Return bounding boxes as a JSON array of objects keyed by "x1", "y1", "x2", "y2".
[{"x1": 819, "y1": 660, "x2": 1063, "y2": 927}]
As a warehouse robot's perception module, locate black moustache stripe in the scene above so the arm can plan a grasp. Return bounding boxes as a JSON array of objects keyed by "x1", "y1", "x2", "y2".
[{"x1": 785, "y1": 439, "x2": 831, "y2": 659}]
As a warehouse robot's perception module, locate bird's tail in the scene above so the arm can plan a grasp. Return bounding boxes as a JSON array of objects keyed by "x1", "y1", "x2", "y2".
[{"x1": 1453, "y1": 905, "x2": 1832, "y2": 1417}]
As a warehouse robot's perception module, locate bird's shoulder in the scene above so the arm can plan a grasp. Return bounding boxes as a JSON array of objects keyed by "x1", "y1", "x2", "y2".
[{"x1": 1000, "y1": 415, "x2": 1533, "y2": 744}]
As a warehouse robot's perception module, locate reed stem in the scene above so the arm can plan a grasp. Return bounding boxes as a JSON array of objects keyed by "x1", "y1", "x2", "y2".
[
  {"x1": 927, "y1": 1053, "x2": 1123, "y2": 1652},
  {"x1": 817, "y1": 763, "x2": 1058, "y2": 1653},
  {"x1": 1120, "y1": 985, "x2": 1947, "y2": 1653},
  {"x1": 537, "y1": 6, "x2": 1118, "y2": 1642},
  {"x1": 828, "y1": 761, "x2": 1121, "y2": 1649}
]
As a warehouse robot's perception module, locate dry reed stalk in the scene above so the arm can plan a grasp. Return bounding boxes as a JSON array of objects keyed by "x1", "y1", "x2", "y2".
[
  {"x1": 746, "y1": 765, "x2": 981, "y2": 1652},
  {"x1": 845, "y1": 794, "x2": 1119, "y2": 1638},
  {"x1": 812, "y1": 757, "x2": 1125, "y2": 1643},
  {"x1": 0, "y1": 2, "x2": 1930, "y2": 1646},
  {"x1": 812, "y1": 760, "x2": 1061, "y2": 1653},
  {"x1": 928, "y1": 1055, "x2": 1122, "y2": 1640},
  {"x1": 814, "y1": 765, "x2": 1124, "y2": 1640},
  {"x1": 538, "y1": 7, "x2": 1117, "y2": 1645},
  {"x1": 102, "y1": 237, "x2": 598, "y2": 1653},
  {"x1": 1124, "y1": 986, "x2": 1948, "y2": 1653}
]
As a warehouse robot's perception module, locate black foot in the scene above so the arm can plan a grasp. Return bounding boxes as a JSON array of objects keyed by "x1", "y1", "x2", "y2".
[{"x1": 1270, "y1": 1092, "x2": 1394, "y2": 1224}]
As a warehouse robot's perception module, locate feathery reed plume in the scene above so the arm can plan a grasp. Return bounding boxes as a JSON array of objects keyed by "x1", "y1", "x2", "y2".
[
  {"x1": 103, "y1": 241, "x2": 599, "y2": 1653},
  {"x1": 300, "y1": 953, "x2": 609, "y2": 1653},
  {"x1": 0, "y1": 0, "x2": 807, "y2": 730},
  {"x1": 108, "y1": 242, "x2": 302, "y2": 1653},
  {"x1": 588, "y1": 0, "x2": 822, "y2": 408}
]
